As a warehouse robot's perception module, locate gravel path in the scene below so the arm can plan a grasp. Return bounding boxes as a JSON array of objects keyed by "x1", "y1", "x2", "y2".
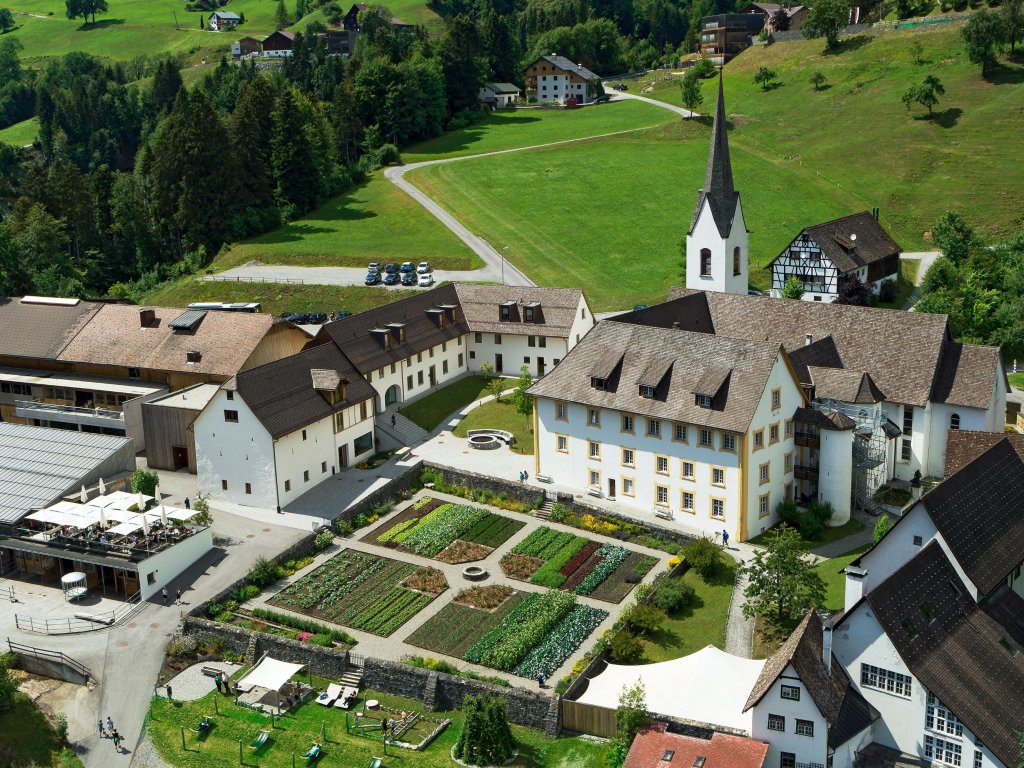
[{"x1": 161, "y1": 661, "x2": 241, "y2": 702}]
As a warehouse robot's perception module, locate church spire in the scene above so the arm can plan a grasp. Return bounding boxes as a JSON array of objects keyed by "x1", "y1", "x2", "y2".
[{"x1": 689, "y1": 72, "x2": 739, "y2": 238}]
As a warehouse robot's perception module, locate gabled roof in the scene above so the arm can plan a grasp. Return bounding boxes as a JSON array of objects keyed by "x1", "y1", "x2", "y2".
[
  {"x1": 649, "y1": 289, "x2": 1001, "y2": 409},
  {"x1": 234, "y1": 342, "x2": 374, "y2": 439},
  {"x1": 944, "y1": 429, "x2": 1024, "y2": 476},
  {"x1": 690, "y1": 75, "x2": 740, "y2": 239},
  {"x1": 770, "y1": 212, "x2": 902, "y2": 273},
  {"x1": 531, "y1": 54, "x2": 599, "y2": 81},
  {"x1": 862, "y1": 542, "x2": 1024, "y2": 768},
  {"x1": 212, "y1": 11, "x2": 241, "y2": 19},
  {"x1": 57, "y1": 304, "x2": 290, "y2": 377},
  {"x1": 807, "y1": 367, "x2": 885, "y2": 404},
  {"x1": 453, "y1": 284, "x2": 584, "y2": 338},
  {"x1": 527, "y1": 320, "x2": 789, "y2": 434},
  {"x1": 0, "y1": 296, "x2": 102, "y2": 361},
  {"x1": 919, "y1": 437, "x2": 1024, "y2": 595},
  {"x1": 929, "y1": 341, "x2": 1003, "y2": 409},
  {"x1": 785, "y1": 335, "x2": 843, "y2": 384},
  {"x1": 624, "y1": 723, "x2": 768, "y2": 768},
  {"x1": 794, "y1": 406, "x2": 856, "y2": 431},
  {"x1": 318, "y1": 284, "x2": 470, "y2": 374},
  {"x1": 744, "y1": 612, "x2": 875, "y2": 748},
  {"x1": 483, "y1": 82, "x2": 521, "y2": 94}
]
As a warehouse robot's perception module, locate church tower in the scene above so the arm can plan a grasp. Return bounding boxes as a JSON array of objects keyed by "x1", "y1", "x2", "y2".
[{"x1": 685, "y1": 73, "x2": 749, "y2": 294}]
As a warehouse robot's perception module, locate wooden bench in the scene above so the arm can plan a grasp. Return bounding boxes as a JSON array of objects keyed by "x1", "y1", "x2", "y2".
[
  {"x1": 536, "y1": 474, "x2": 553, "y2": 484},
  {"x1": 654, "y1": 508, "x2": 674, "y2": 521},
  {"x1": 586, "y1": 486, "x2": 603, "y2": 498},
  {"x1": 201, "y1": 666, "x2": 222, "y2": 678}
]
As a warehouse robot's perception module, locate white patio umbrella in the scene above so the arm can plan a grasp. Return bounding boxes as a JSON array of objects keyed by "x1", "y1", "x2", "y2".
[
  {"x1": 99, "y1": 508, "x2": 107, "y2": 529},
  {"x1": 142, "y1": 514, "x2": 150, "y2": 537},
  {"x1": 98, "y1": 477, "x2": 106, "y2": 495},
  {"x1": 137, "y1": 491, "x2": 146, "y2": 511},
  {"x1": 80, "y1": 485, "x2": 88, "y2": 503},
  {"x1": 154, "y1": 483, "x2": 161, "y2": 502},
  {"x1": 160, "y1": 506, "x2": 168, "y2": 527}
]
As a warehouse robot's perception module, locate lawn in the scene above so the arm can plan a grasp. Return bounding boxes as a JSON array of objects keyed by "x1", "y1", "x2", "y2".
[
  {"x1": 636, "y1": 561, "x2": 736, "y2": 663},
  {"x1": 214, "y1": 174, "x2": 480, "y2": 272},
  {"x1": 876, "y1": 257, "x2": 920, "y2": 309},
  {"x1": 0, "y1": 692, "x2": 82, "y2": 768},
  {"x1": 403, "y1": 100, "x2": 676, "y2": 162},
  {"x1": 139, "y1": 279, "x2": 404, "y2": 317},
  {"x1": 268, "y1": 549, "x2": 445, "y2": 637},
  {"x1": 0, "y1": 117, "x2": 39, "y2": 147},
  {"x1": 1009, "y1": 372, "x2": 1024, "y2": 390},
  {"x1": 748, "y1": 518, "x2": 864, "y2": 551},
  {"x1": 148, "y1": 685, "x2": 607, "y2": 768},
  {"x1": 813, "y1": 543, "x2": 871, "y2": 613},
  {"x1": 399, "y1": 375, "x2": 491, "y2": 431},
  {"x1": 452, "y1": 398, "x2": 535, "y2": 455}
]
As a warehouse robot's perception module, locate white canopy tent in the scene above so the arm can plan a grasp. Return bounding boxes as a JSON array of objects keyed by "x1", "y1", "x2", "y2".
[
  {"x1": 237, "y1": 657, "x2": 307, "y2": 693},
  {"x1": 107, "y1": 521, "x2": 143, "y2": 537},
  {"x1": 26, "y1": 510, "x2": 64, "y2": 524},
  {"x1": 575, "y1": 645, "x2": 765, "y2": 732}
]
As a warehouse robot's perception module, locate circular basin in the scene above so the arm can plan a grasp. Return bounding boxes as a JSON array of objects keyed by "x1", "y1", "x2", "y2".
[
  {"x1": 468, "y1": 434, "x2": 500, "y2": 450},
  {"x1": 462, "y1": 566, "x2": 488, "y2": 581}
]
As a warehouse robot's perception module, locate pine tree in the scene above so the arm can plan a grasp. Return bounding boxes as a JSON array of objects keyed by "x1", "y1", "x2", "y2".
[
  {"x1": 151, "y1": 59, "x2": 183, "y2": 118},
  {"x1": 271, "y1": 88, "x2": 320, "y2": 214},
  {"x1": 331, "y1": 77, "x2": 362, "y2": 164},
  {"x1": 439, "y1": 14, "x2": 486, "y2": 114},
  {"x1": 274, "y1": 0, "x2": 290, "y2": 30},
  {"x1": 453, "y1": 696, "x2": 514, "y2": 765},
  {"x1": 231, "y1": 77, "x2": 278, "y2": 212}
]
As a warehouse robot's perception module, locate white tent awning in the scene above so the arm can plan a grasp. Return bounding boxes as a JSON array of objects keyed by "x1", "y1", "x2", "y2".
[
  {"x1": 107, "y1": 521, "x2": 142, "y2": 537},
  {"x1": 236, "y1": 657, "x2": 306, "y2": 693},
  {"x1": 166, "y1": 508, "x2": 198, "y2": 522}
]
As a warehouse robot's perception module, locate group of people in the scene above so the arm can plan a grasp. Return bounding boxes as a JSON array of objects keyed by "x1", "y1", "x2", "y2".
[
  {"x1": 97, "y1": 716, "x2": 125, "y2": 753},
  {"x1": 214, "y1": 672, "x2": 233, "y2": 695},
  {"x1": 160, "y1": 587, "x2": 182, "y2": 606},
  {"x1": 518, "y1": 470, "x2": 530, "y2": 482}
]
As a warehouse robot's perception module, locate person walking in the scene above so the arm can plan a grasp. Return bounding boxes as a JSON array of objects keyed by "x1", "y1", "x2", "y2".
[
  {"x1": 537, "y1": 674, "x2": 545, "y2": 689},
  {"x1": 98, "y1": 719, "x2": 105, "y2": 738},
  {"x1": 184, "y1": 496, "x2": 191, "y2": 510},
  {"x1": 112, "y1": 731, "x2": 121, "y2": 753},
  {"x1": 175, "y1": 588, "x2": 182, "y2": 605},
  {"x1": 390, "y1": 413, "x2": 396, "y2": 428},
  {"x1": 214, "y1": 673, "x2": 222, "y2": 693},
  {"x1": 106, "y1": 716, "x2": 114, "y2": 734},
  {"x1": 161, "y1": 587, "x2": 168, "y2": 605},
  {"x1": 721, "y1": 529, "x2": 729, "y2": 548}
]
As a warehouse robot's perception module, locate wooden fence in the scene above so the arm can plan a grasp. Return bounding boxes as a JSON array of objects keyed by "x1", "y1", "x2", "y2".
[{"x1": 561, "y1": 699, "x2": 617, "y2": 739}]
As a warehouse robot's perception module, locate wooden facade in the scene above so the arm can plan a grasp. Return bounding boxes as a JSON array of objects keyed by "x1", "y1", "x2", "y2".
[
  {"x1": 141, "y1": 402, "x2": 199, "y2": 472},
  {"x1": 561, "y1": 699, "x2": 617, "y2": 738}
]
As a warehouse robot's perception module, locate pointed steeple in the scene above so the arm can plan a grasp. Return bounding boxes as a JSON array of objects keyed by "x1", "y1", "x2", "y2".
[{"x1": 689, "y1": 72, "x2": 739, "y2": 238}]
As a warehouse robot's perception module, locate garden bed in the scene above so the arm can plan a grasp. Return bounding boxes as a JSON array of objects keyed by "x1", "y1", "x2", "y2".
[
  {"x1": 498, "y1": 526, "x2": 656, "y2": 604},
  {"x1": 268, "y1": 549, "x2": 445, "y2": 637},
  {"x1": 407, "y1": 588, "x2": 607, "y2": 679},
  {"x1": 368, "y1": 496, "x2": 525, "y2": 561}
]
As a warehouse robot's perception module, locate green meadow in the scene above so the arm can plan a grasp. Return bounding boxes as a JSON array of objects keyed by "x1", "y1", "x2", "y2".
[{"x1": 0, "y1": 117, "x2": 39, "y2": 146}]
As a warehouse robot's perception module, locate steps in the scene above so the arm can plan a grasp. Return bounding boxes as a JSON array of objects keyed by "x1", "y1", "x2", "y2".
[
  {"x1": 377, "y1": 410, "x2": 429, "y2": 447},
  {"x1": 340, "y1": 665, "x2": 363, "y2": 689},
  {"x1": 535, "y1": 500, "x2": 555, "y2": 520}
]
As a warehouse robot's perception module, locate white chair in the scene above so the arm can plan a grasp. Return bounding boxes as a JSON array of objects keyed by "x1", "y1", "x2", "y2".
[{"x1": 315, "y1": 683, "x2": 342, "y2": 706}]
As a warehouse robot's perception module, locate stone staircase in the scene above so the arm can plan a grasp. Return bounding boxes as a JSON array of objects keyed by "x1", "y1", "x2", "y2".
[
  {"x1": 535, "y1": 499, "x2": 555, "y2": 520},
  {"x1": 377, "y1": 410, "x2": 429, "y2": 447},
  {"x1": 340, "y1": 664, "x2": 363, "y2": 689}
]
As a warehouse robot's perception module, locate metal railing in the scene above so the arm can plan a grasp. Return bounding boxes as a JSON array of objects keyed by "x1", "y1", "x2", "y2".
[
  {"x1": 202, "y1": 275, "x2": 305, "y2": 285},
  {"x1": 7, "y1": 639, "x2": 96, "y2": 683},
  {"x1": 15, "y1": 399, "x2": 124, "y2": 421},
  {"x1": 15, "y1": 591, "x2": 142, "y2": 635}
]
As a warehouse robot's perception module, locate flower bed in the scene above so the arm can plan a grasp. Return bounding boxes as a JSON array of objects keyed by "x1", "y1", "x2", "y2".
[
  {"x1": 403, "y1": 566, "x2": 449, "y2": 595},
  {"x1": 512, "y1": 604, "x2": 608, "y2": 679},
  {"x1": 436, "y1": 539, "x2": 492, "y2": 564},
  {"x1": 498, "y1": 552, "x2": 544, "y2": 580},
  {"x1": 453, "y1": 585, "x2": 514, "y2": 610}
]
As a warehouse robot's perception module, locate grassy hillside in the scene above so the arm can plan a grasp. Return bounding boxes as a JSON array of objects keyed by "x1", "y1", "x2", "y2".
[
  {"x1": 0, "y1": 117, "x2": 39, "y2": 146},
  {"x1": 643, "y1": 22, "x2": 1024, "y2": 248}
]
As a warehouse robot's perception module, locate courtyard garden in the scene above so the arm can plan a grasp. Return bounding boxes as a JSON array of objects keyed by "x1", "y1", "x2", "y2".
[
  {"x1": 268, "y1": 550, "x2": 446, "y2": 637},
  {"x1": 452, "y1": 398, "x2": 534, "y2": 455},
  {"x1": 407, "y1": 586, "x2": 608, "y2": 680},
  {"x1": 367, "y1": 496, "x2": 525, "y2": 563},
  {"x1": 500, "y1": 526, "x2": 658, "y2": 604},
  {"x1": 399, "y1": 376, "x2": 492, "y2": 432}
]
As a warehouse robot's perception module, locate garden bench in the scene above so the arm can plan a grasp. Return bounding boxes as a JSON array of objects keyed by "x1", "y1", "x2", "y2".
[
  {"x1": 249, "y1": 730, "x2": 271, "y2": 750},
  {"x1": 654, "y1": 508, "x2": 674, "y2": 521},
  {"x1": 536, "y1": 474, "x2": 553, "y2": 484},
  {"x1": 586, "y1": 486, "x2": 603, "y2": 498},
  {"x1": 201, "y1": 666, "x2": 222, "y2": 678}
]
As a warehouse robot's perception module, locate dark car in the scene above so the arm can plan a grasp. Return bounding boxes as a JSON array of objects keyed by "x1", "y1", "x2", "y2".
[
  {"x1": 280, "y1": 312, "x2": 296, "y2": 322},
  {"x1": 596, "y1": 94, "x2": 611, "y2": 103},
  {"x1": 365, "y1": 272, "x2": 382, "y2": 285},
  {"x1": 632, "y1": 304, "x2": 648, "y2": 311},
  {"x1": 332, "y1": 309, "x2": 352, "y2": 321},
  {"x1": 401, "y1": 272, "x2": 416, "y2": 286},
  {"x1": 384, "y1": 262, "x2": 400, "y2": 275},
  {"x1": 383, "y1": 272, "x2": 400, "y2": 286},
  {"x1": 368, "y1": 262, "x2": 381, "y2": 273},
  {"x1": 292, "y1": 313, "x2": 311, "y2": 324},
  {"x1": 613, "y1": 83, "x2": 628, "y2": 91},
  {"x1": 308, "y1": 312, "x2": 328, "y2": 324},
  {"x1": 400, "y1": 261, "x2": 415, "y2": 274}
]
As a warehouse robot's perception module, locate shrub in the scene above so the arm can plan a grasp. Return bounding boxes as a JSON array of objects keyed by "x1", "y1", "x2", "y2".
[
  {"x1": 235, "y1": 584, "x2": 260, "y2": 602},
  {"x1": 308, "y1": 633, "x2": 334, "y2": 647},
  {"x1": 533, "y1": 495, "x2": 544, "y2": 510},
  {"x1": 247, "y1": 556, "x2": 284, "y2": 589},
  {"x1": 313, "y1": 530, "x2": 334, "y2": 552},
  {"x1": 370, "y1": 498, "x2": 396, "y2": 518},
  {"x1": 608, "y1": 630, "x2": 644, "y2": 663},
  {"x1": 335, "y1": 520, "x2": 353, "y2": 536},
  {"x1": 130, "y1": 468, "x2": 159, "y2": 498},
  {"x1": 54, "y1": 712, "x2": 68, "y2": 742},
  {"x1": 873, "y1": 515, "x2": 893, "y2": 543},
  {"x1": 683, "y1": 537, "x2": 723, "y2": 579},
  {"x1": 453, "y1": 696, "x2": 515, "y2": 766},
  {"x1": 548, "y1": 503, "x2": 571, "y2": 523},
  {"x1": 652, "y1": 578, "x2": 695, "y2": 612},
  {"x1": 622, "y1": 604, "x2": 665, "y2": 636},
  {"x1": 170, "y1": 635, "x2": 198, "y2": 658},
  {"x1": 634, "y1": 583, "x2": 654, "y2": 603}
]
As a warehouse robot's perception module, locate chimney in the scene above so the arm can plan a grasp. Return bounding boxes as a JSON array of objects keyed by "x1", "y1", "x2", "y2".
[
  {"x1": 186, "y1": 350, "x2": 202, "y2": 363},
  {"x1": 804, "y1": 334, "x2": 813, "y2": 346},
  {"x1": 672, "y1": 321, "x2": 680, "y2": 329},
  {"x1": 821, "y1": 616, "x2": 833, "y2": 674},
  {"x1": 139, "y1": 308, "x2": 156, "y2": 327}
]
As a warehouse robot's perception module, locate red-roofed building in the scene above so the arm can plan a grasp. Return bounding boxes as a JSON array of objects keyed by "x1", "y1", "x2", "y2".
[{"x1": 624, "y1": 723, "x2": 768, "y2": 768}]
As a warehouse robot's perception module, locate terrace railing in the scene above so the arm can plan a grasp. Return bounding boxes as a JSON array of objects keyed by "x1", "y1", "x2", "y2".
[
  {"x1": 15, "y1": 399, "x2": 124, "y2": 425},
  {"x1": 14, "y1": 591, "x2": 142, "y2": 635},
  {"x1": 7, "y1": 639, "x2": 96, "y2": 683}
]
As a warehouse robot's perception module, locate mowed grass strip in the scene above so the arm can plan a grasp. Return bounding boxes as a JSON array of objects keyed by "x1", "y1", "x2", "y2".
[
  {"x1": 215, "y1": 173, "x2": 481, "y2": 271},
  {"x1": 399, "y1": 375, "x2": 491, "y2": 431},
  {"x1": 452, "y1": 397, "x2": 535, "y2": 454},
  {"x1": 0, "y1": 117, "x2": 39, "y2": 147},
  {"x1": 409, "y1": 121, "x2": 855, "y2": 307},
  {"x1": 813, "y1": 543, "x2": 871, "y2": 613},
  {"x1": 403, "y1": 99, "x2": 676, "y2": 162}
]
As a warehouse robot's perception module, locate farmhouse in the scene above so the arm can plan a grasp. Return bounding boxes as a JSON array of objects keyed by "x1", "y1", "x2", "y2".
[
  {"x1": 342, "y1": 2, "x2": 414, "y2": 30},
  {"x1": 208, "y1": 11, "x2": 240, "y2": 31},
  {"x1": 524, "y1": 54, "x2": 601, "y2": 105},
  {"x1": 738, "y1": 2, "x2": 806, "y2": 31},
  {"x1": 767, "y1": 212, "x2": 902, "y2": 302},
  {"x1": 231, "y1": 36, "x2": 261, "y2": 59},
  {"x1": 479, "y1": 82, "x2": 521, "y2": 109},
  {"x1": 261, "y1": 30, "x2": 295, "y2": 57}
]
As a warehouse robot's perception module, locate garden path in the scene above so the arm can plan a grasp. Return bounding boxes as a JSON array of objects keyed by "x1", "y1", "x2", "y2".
[{"x1": 243, "y1": 488, "x2": 672, "y2": 689}]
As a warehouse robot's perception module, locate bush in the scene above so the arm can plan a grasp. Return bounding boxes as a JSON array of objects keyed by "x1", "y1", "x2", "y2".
[
  {"x1": 878, "y1": 280, "x2": 897, "y2": 303},
  {"x1": 235, "y1": 584, "x2": 259, "y2": 602},
  {"x1": 622, "y1": 604, "x2": 665, "y2": 637},
  {"x1": 453, "y1": 696, "x2": 515, "y2": 766},
  {"x1": 170, "y1": 635, "x2": 198, "y2": 658},
  {"x1": 608, "y1": 630, "x2": 644, "y2": 663},
  {"x1": 313, "y1": 530, "x2": 334, "y2": 552},
  {"x1": 548, "y1": 503, "x2": 571, "y2": 522},
  {"x1": 335, "y1": 520, "x2": 353, "y2": 536},
  {"x1": 652, "y1": 578, "x2": 695, "y2": 612},
  {"x1": 873, "y1": 515, "x2": 893, "y2": 543},
  {"x1": 683, "y1": 537, "x2": 723, "y2": 579},
  {"x1": 130, "y1": 468, "x2": 158, "y2": 499},
  {"x1": 308, "y1": 633, "x2": 334, "y2": 647},
  {"x1": 247, "y1": 556, "x2": 284, "y2": 589},
  {"x1": 54, "y1": 712, "x2": 68, "y2": 742}
]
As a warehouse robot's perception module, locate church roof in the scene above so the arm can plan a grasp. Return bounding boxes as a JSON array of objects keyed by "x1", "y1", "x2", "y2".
[{"x1": 690, "y1": 74, "x2": 740, "y2": 239}]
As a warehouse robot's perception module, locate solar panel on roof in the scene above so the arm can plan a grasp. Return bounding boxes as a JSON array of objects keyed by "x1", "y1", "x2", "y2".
[{"x1": 169, "y1": 309, "x2": 207, "y2": 330}]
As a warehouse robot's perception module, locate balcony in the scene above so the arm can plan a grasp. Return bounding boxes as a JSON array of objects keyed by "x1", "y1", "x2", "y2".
[
  {"x1": 794, "y1": 464, "x2": 818, "y2": 480},
  {"x1": 794, "y1": 431, "x2": 820, "y2": 448},
  {"x1": 15, "y1": 400, "x2": 125, "y2": 430}
]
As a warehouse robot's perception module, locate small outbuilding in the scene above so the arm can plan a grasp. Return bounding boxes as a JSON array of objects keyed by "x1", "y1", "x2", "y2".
[{"x1": 479, "y1": 82, "x2": 521, "y2": 109}]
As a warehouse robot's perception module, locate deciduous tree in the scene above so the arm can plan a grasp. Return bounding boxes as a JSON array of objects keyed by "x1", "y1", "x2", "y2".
[
  {"x1": 802, "y1": 0, "x2": 848, "y2": 50},
  {"x1": 0, "y1": 8, "x2": 15, "y2": 33},
  {"x1": 1004, "y1": 0, "x2": 1024, "y2": 54},
  {"x1": 781, "y1": 275, "x2": 805, "y2": 299},
  {"x1": 772, "y1": 6, "x2": 790, "y2": 30},
  {"x1": 835, "y1": 273, "x2": 872, "y2": 305},
  {"x1": 741, "y1": 525, "x2": 825, "y2": 623},
  {"x1": 754, "y1": 66, "x2": 778, "y2": 90},
  {"x1": 901, "y1": 74, "x2": 944, "y2": 116},
  {"x1": 511, "y1": 365, "x2": 534, "y2": 426},
  {"x1": 65, "y1": 0, "x2": 108, "y2": 25},
  {"x1": 679, "y1": 69, "x2": 703, "y2": 116},
  {"x1": 931, "y1": 210, "x2": 975, "y2": 264},
  {"x1": 962, "y1": 9, "x2": 1004, "y2": 78},
  {"x1": 808, "y1": 70, "x2": 827, "y2": 90}
]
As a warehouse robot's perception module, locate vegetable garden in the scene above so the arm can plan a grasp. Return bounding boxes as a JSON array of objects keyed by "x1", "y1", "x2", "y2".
[
  {"x1": 369, "y1": 496, "x2": 525, "y2": 564},
  {"x1": 499, "y1": 527, "x2": 658, "y2": 604},
  {"x1": 268, "y1": 549, "x2": 446, "y2": 637},
  {"x1": 407, "y1": 587, "x2": 608, "y2": 679}
]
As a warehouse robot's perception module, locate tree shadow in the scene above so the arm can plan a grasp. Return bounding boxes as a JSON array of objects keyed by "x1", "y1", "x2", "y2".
[
  {"x1": 75, "y1": 18, "x2": 125, "y2": 30},
  {"x1": 811, "y1": 83, "x2": 833, "y2": 92},
  {"x1": 987, "y1": 61, "x2": 1024, "y2": 85},
  {"x1": 825, "y1": 34, "x2": 873, "y2": 55},
  {"x1": 931, "y1": 107, "x2": 963, "y2": 128}
]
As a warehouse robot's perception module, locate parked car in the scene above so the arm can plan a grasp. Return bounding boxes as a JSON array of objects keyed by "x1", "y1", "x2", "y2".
[
  {"x1": 308, "y1": 312, "x2": 328, "y2": 324},
  {"x1": 613, "y1": 83, "x2": 628, "y2": 91},
  {"x1": 332, "y1": 309, "x2": 352, "y2": 321},
  {"x1": 596, "y1": 94, "x2": 611, "y2": 103},
  {"x1": 384, "y1": 262, "x2": 399, "y2": 275},
  {"x1": 368, "y1": 262, "x2": 381, "y2": 273},
  {"x1": 417, "y1": 273, "x2": 434, "y2": 287},
  {"x1": 383, "y1": 272, "x2": 400, "y2": 286},
  {"x1": 280, "y1": 312, "x2": 297, "y2": 322},
  {"x1": 365, "y1": 272, "x2": 382, "y2": 285},
  {"x1": 400, "y1": 261, "x2": 415, "y2": 274},
  {"x1": 292, "y1": 313, "x2": 311, "y2": 324},
  {"x1": 416, "y1": 261, "x2": 431, "y2": 274},
  {"x1": 401, "y1": 272, "x2": 416, "y2": 286}
]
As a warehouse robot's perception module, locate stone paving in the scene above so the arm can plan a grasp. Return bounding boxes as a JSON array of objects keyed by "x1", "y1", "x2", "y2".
[
  {"x1": 242, "y1": 488, "x2": 672, "y2": 690},
  {"x1": 162, "y1": 661, "x2": 241, "y2": 702}
]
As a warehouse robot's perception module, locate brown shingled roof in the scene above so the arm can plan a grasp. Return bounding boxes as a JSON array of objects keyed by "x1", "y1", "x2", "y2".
[
  {"x1": 929, "y1": 341, "x2": 1003, "y2": 409},
  {"x1": 527, "y1": 320, "x2": 789, "y2": 434},
  {"x1": 944, "y1": 430, "x2": 1024, "y2": 476},
  {"x1": 808, "y1": 367, "x2": 885, "y2": 403},
  {"x1": 794, "y1": 406, "x2": 856, "y2": 431},
  {"x1": 766, "y1": 212, "x2": 901, "y2": 273},
  {"x1": 862, "y1": 543, "x2": 1024, "y2": 768},
  {"x1": 57, "y1": 304, "x2": 284, "y2": 377},
  {"x1": 0, "y1": 297, "x2": 102, "y2": 361},
  {"x1": 453, "y1": 284, "x2": 584, "y2": 339}
]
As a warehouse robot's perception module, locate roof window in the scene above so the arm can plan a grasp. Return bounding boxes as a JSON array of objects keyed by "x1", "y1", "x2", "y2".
[
  {"x1": 661, "y1": 750, "x2": 675, "y2": 763},
  {"x1": 640, "y1": 385, "x2": 655, "y2": 399},
  {"x1": 999, "y1": 637, "x2": 1020, "y2": 657},
  {"x1": 591, "y1": 377, "x2": 607, "y2": 391},
  {"x1": 919, "y1": 602, "x2": 934, "y2": 624}
]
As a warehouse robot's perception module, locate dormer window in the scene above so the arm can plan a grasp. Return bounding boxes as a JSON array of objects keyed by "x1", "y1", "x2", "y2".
[
  {"x1": 591, "y1": 377, "x2": 607, "y2": 390},
  {"x1": 387, "y1": 322, "x2": 407, "y2": 343},
  {"x1": 697, "y1": 394, "x2": 712, "y2": 408},
  {"x1": 524, "y1": 301, "x2": 540, "y2": 322},
  {"x1": 501, "y1": 305, "x2": 511, "y2": 321},
  {"x1": 524, "y1": 306, "x2": 534, "y2": 321},
  {"x1": 639, "y1": 385, "x2": 655, "y2": 398}
]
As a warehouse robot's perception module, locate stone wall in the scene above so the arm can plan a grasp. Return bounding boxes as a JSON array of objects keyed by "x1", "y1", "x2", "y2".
[
  {"x1": 422, "y1": 463, "x2": 545, "y2": 509},
  {"x1": 334, "y1": 463, "x2": 422, "y2": 526}
]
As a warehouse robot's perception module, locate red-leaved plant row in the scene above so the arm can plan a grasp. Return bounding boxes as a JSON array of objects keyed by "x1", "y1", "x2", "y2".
[
  {"x1": 562, "y1": 553, "x2": 604, "y2": 592},
  {"x1": 561, "y1": 540, "x2": 601, "y2": 577}
]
